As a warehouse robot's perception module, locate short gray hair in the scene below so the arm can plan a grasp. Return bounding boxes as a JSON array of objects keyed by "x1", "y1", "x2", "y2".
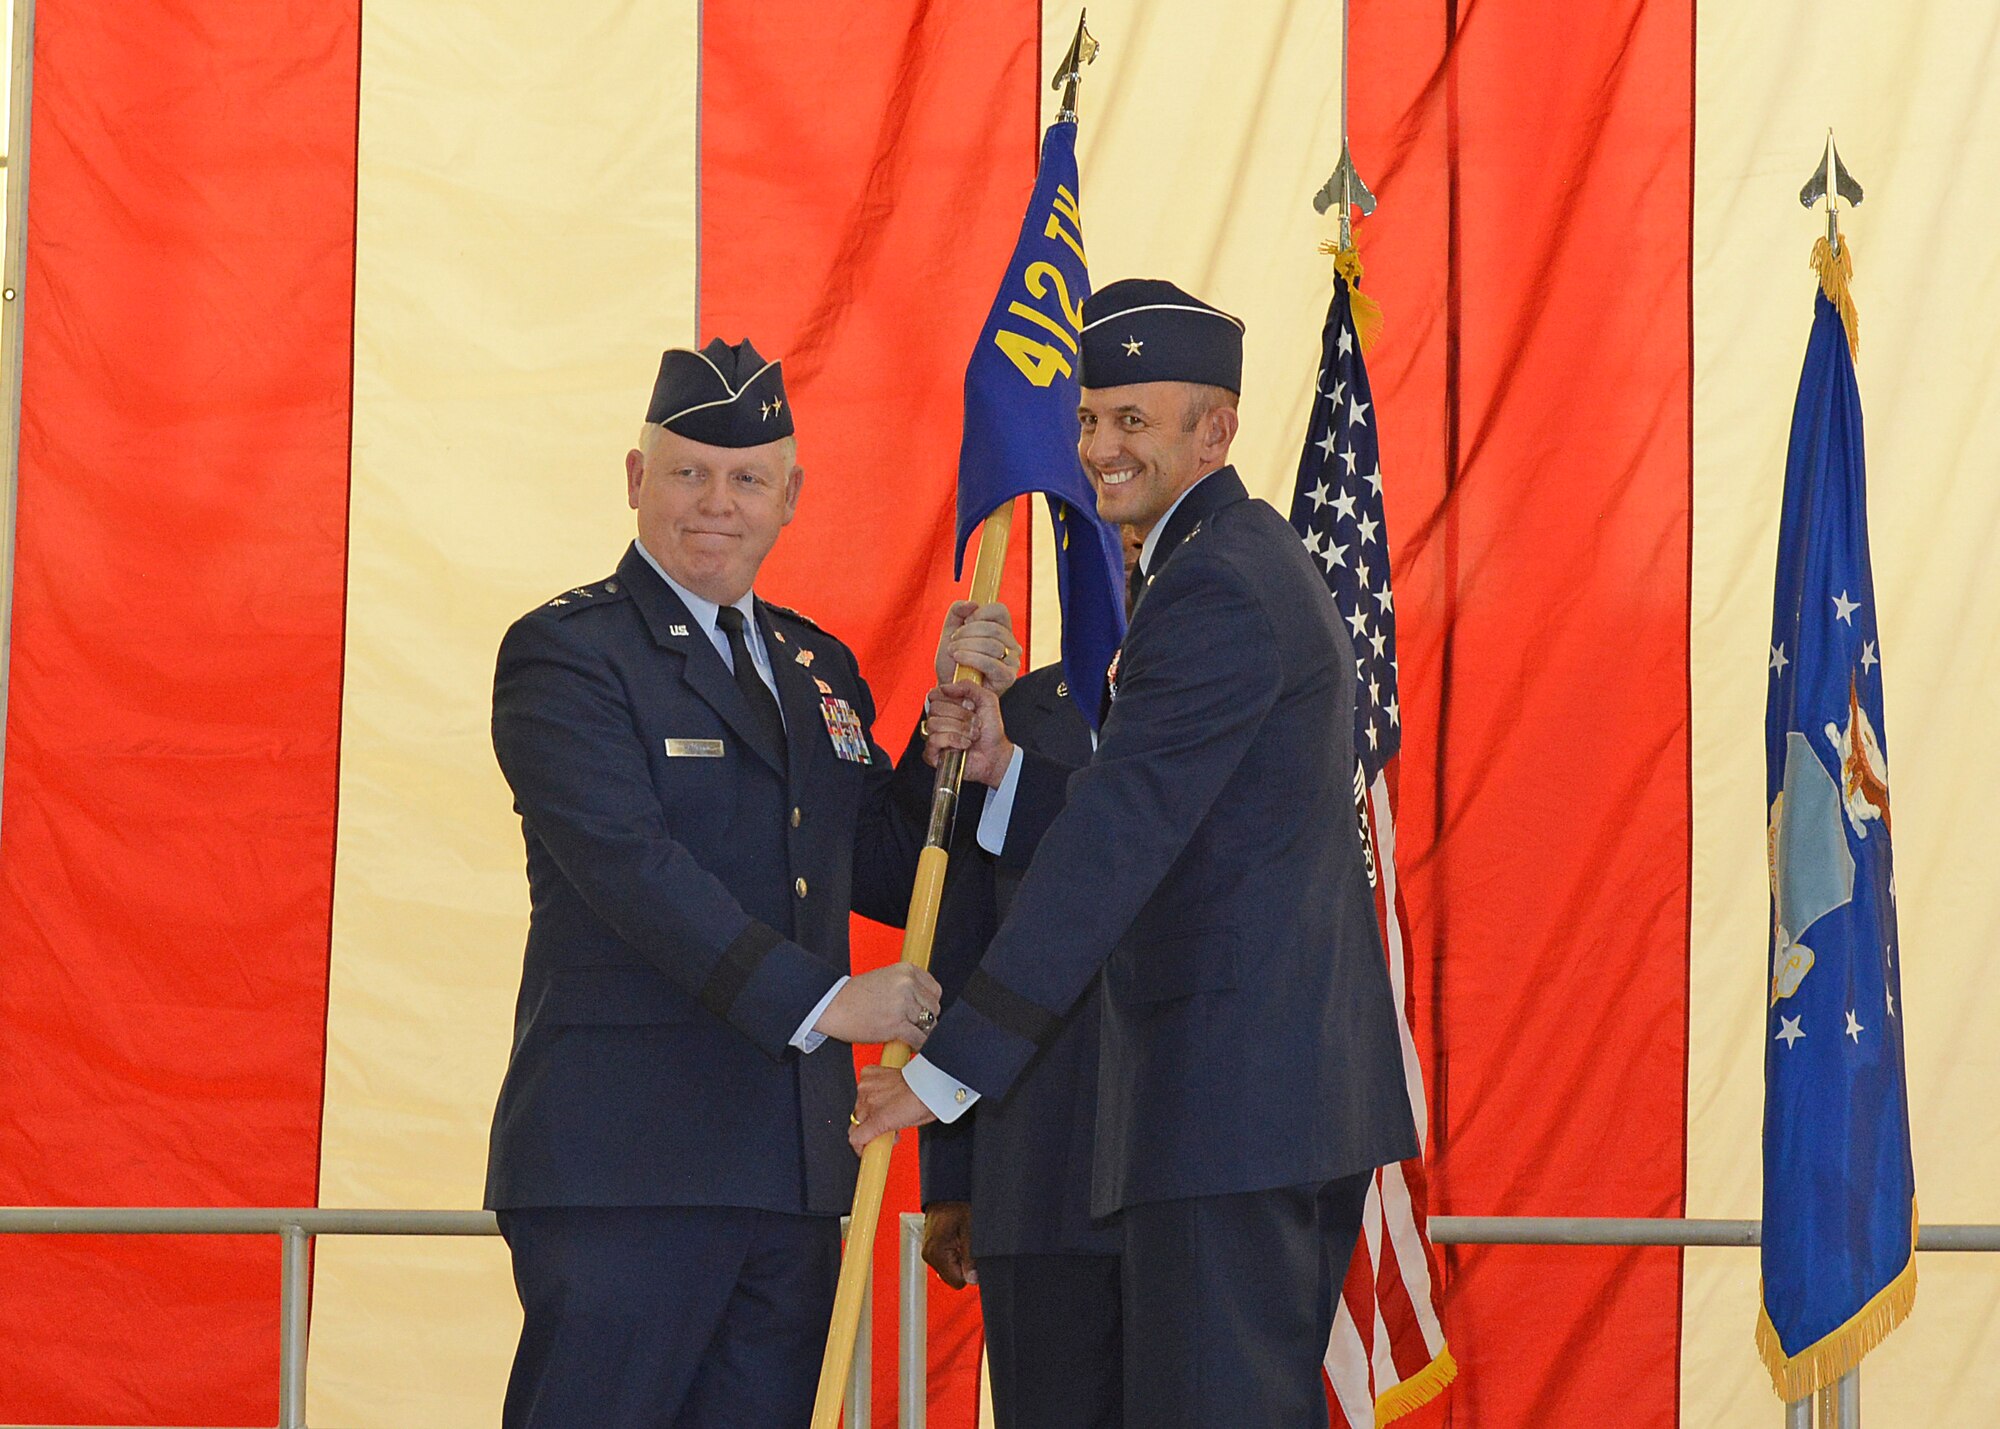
[{"x1": 1179, "y1": 383, "x2": 1240, "y2": 433}]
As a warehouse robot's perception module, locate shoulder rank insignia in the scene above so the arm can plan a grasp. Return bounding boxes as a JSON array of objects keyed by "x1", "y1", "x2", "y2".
[{"x1": 763, "y1": 600, "x2": 831, "y2": 638}]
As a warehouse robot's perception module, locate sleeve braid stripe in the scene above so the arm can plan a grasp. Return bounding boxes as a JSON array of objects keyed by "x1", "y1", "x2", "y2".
[
  {"x1": 962, "y1": 968, "x2": 1061, "y2": 1048},
  {"x1": 701, "y1": 921, "x2": 783, "y2": 1021}
]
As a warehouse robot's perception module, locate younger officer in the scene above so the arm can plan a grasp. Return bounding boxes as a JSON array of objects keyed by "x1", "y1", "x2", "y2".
[
  {"x1": 917, "y1": 526, "x2": 1141, "y2": 1429},
  {"x1": 856, "y1": 283, "x2": 1417, "y2": 1427},
  {"x1": 487, "y1": 339, "x2": 1017, "y2": 1427}
]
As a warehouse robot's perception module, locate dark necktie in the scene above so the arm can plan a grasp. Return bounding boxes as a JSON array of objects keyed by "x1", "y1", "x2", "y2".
[{"x1": 715, "y1": 605, "x2": 787, "y2": 765}]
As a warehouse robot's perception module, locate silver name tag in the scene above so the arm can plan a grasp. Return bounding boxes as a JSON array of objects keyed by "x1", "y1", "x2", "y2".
[{"x1": 665, "y1": 738, "x2": 725, "y2": 758}]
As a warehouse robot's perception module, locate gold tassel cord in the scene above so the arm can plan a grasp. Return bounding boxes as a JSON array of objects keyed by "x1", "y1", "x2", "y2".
[
  {"x1": 1321, "y1": 240, "x2": 1385, "y2": 354},
  {"x1": 1372, "y1": 1345, "x2": 1459, "y2": 1426},
  {"x1": 1811, "y1": 232, "x2": 1860, "y2": 361}
]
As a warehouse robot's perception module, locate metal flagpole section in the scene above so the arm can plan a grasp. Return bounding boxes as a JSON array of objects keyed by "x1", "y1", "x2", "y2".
[
  {"x1": 0, "y1": 0, "x2": 40, "y2": 845},
  {"x1": 900, "y1": 1212, "x2": 928, "y2": 1428},
  {"x1": 845, "y1": 1263, "x2": 872, "y2": 1429},
  {"x1": 277, "y1": 1224, "x2": 310, "y2": 1429}
]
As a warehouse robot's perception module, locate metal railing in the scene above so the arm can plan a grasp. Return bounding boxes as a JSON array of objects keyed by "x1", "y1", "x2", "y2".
[
  {"x1": 0, "y1": 1207, "x2": 872, "y2": 1429},
  {"x1": 0, "y1": 1207, "x2": 1991, "y2": 1428}
]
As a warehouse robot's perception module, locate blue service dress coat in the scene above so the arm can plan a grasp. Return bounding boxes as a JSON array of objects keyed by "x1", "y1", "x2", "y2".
[
  {"x1": 919, "y1": 468, "x2": 1419, "y2": 1217},
  {"x1": 917, "y1": 665, "x2": 1116, "y2": 1257},
  {"x1": 486, "y1": 543, "x2": 928, "y2": 1218}
]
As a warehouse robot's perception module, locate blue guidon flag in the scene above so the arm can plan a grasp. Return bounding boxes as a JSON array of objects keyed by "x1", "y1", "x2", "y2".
[
  {"x1": 953, "y1": 118, "x2": 1125, "y2": 727},
  {"x1": 1758, "y1": 256, "x2": 1916, "y2": 1402}
]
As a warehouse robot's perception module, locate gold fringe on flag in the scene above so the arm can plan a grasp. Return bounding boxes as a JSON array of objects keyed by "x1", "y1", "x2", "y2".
[
  {"x1": 1320, "y1": 240, "x2": 1385, "y2": 354},
  {"x1": 1811, "y1": 232, "x2": 1860, "y2": 361},
  {"x1": 1755, "y1": 1203, "x2": 1917, "y2": 1402},
  {"x1": 1373, "y1": 1344, "x2": 1459, "y2": 1426}
]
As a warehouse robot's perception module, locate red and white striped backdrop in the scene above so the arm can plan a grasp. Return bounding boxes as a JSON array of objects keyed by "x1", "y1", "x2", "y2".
[{"x1": 1, "y1": 2, "x2": 1996, "y2": 1426}]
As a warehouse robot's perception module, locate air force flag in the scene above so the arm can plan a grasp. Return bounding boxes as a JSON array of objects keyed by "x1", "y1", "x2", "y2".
[
  {"x1": 953, "y1": 118, "x2": 1125, "y2": 727},
  {"x1": 1758, "y1": 275, "x2": 1916, "y2": 1401}
]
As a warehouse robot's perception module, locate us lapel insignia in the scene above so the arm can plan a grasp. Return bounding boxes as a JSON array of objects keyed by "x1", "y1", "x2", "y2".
[
  {"x1": 819, "y1": 695, "x2": 872, "y2": 763},
  {"x1": 668, "y1": 624, "x2": 689, "y2": 637}
]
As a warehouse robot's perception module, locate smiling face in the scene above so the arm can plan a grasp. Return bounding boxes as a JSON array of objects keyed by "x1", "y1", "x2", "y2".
[
  {"x1": 626, "y1": 427, "x2": 802, "y2": 605},
  {"x1": 1077, "y1": 381, "x2": 1239, "y2": 539}
]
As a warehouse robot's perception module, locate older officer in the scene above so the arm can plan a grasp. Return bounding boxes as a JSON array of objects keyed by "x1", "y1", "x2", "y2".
[
  {"x1": 854, "y1": 281, "x2": 1419, "y2": 1427},
  {"x1": 487, "y1": 338, "x2": 1018, "y2": 1428}
]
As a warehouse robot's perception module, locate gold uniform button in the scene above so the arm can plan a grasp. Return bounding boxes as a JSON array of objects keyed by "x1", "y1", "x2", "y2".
[
  {"x1": 791, "y1": 807, "x2": 802, "y2": 828},
  {"x1": 795, "y1": 877, "x2": 808, "y2": 898},
  {"x1": 954, "y1": 1088, "x2": 968, "y2": 1104}
]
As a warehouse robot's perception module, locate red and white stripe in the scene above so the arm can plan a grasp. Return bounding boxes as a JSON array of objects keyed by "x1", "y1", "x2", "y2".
[{"x1": 1327, "y1": 768, "x2": 1454, "y2": 1425}]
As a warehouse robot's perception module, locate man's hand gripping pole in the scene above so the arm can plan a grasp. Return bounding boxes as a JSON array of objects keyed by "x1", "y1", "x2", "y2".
[{"x1": 809, "y1": 497, "x2": 1016, "y2": 1428}]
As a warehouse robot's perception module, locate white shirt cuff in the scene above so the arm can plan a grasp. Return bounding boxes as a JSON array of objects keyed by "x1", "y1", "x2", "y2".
[
  {"x1": 974, "y1": 745, "x2": 1026, "y2": 856},
  {"x1": 904, "y1": 1053, "x2": 980, "y2": 1123},
  {"x1": 790, "y1": 975, "x2": 848, "y2": 1052}
]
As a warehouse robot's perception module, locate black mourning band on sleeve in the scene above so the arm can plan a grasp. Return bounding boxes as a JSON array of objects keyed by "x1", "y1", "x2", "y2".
[
  {"x1": 701, "y1": 921, "x2": 784, "y2": 1021},
  {"x1": 961, "y1": 968, "x2": 1061, "y2": 1048}
]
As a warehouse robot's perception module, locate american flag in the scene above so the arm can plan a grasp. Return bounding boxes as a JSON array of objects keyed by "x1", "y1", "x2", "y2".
[{"x1": 1288, "y1": 268, "x2": 1457, "y2": 1426}]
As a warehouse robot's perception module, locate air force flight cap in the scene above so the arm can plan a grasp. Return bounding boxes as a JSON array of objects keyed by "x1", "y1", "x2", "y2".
[
  {"x1": 1079, "y1": 278, "x2": 1245, "y2": 394},
  {"x1": 646, "y1": 337, "x2": 794, "y2": 447}
]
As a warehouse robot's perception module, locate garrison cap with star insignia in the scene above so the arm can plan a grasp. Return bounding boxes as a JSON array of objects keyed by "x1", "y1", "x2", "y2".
[
  {"x1": 1079, "y1": 277, "x2": 1245, "y2": 394},
  {"x1": 646, "y1": 337, "x2": 794, "y2": 447}
]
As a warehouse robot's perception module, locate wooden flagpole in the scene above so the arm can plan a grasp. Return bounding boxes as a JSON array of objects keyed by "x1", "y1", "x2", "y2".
[{"x1": 809, "y1": 496, "x2": 1016, "y2": 1428}]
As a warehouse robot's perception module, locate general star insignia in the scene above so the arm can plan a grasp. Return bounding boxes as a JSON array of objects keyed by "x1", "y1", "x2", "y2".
[{"x1": 1123, "y1": 337, "x2": 1143, "y2": 356}]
